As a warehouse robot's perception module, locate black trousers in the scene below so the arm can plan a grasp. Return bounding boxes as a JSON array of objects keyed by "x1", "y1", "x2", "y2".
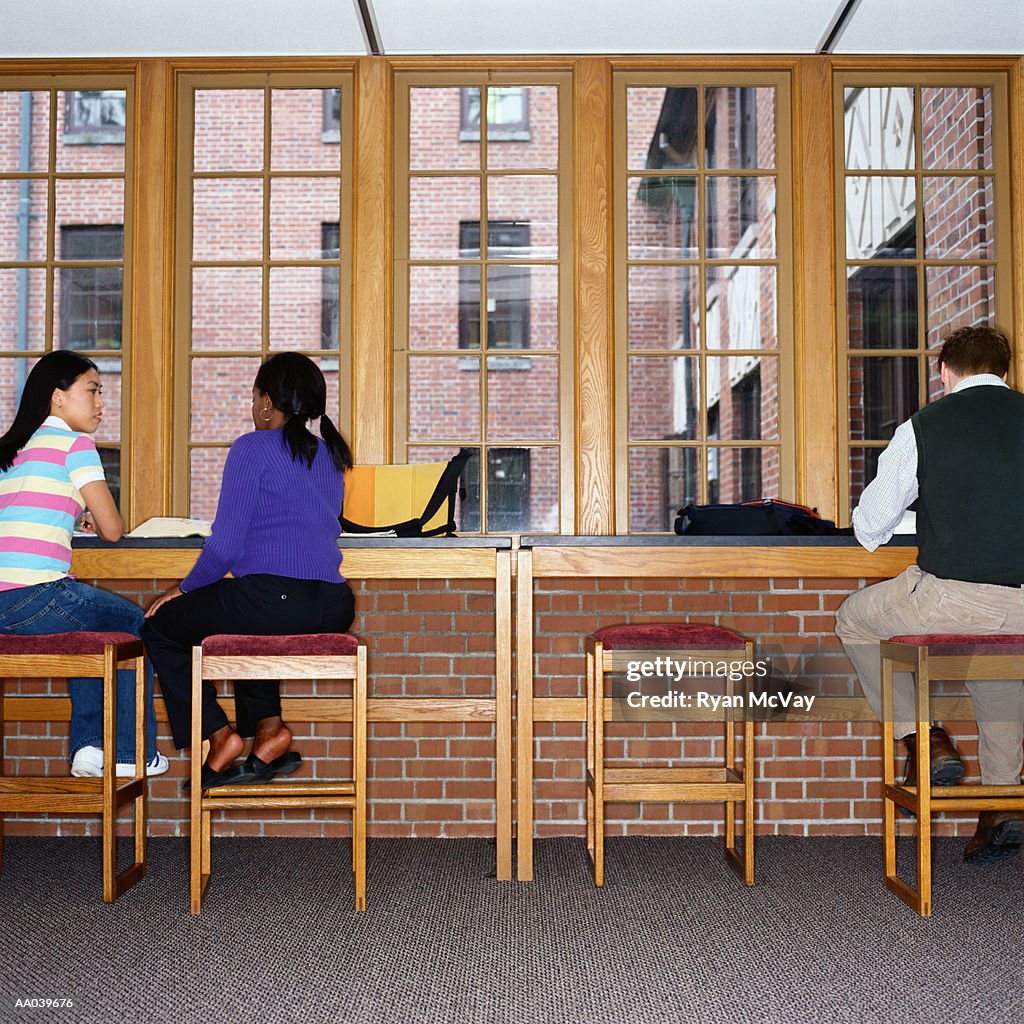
[{"x1": 141, "y1": 574, "x2": 355, "y2": 749}]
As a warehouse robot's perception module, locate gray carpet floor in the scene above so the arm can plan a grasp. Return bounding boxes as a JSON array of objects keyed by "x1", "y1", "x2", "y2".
[{"x1": 1, "y1": 835, "x2": 1022, "y2": 1024}]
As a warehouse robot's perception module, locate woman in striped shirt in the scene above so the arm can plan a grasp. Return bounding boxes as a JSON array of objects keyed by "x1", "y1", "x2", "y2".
[{"x1": 0, "y1": 351, "x2": 166, "y2": 777}]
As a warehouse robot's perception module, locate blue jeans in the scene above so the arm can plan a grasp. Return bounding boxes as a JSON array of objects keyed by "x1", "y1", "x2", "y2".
[{"x1": 0, "y1": 578, "x2": 157, "y2": 763}]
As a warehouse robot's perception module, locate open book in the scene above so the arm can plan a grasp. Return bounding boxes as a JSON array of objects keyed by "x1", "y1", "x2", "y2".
[{"x1": 126, "y1": 517, "x2": 212, "y2": 539}]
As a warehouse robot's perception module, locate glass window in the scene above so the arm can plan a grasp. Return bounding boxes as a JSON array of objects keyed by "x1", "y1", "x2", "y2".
[
  {"x1": 840, "y1": 82, "x2": 1002, "y2": 512},
  {"x1": 63, "y1": 89, "x2": 126, "y2": 144},
  {"x1": 178, "y1": 79, "x2": 351, "y2": 518},
  {"x1": 618, "y1": 78, "x2": 788, "y2": 531},
  {"x1": 398, "y1": 77, "x2": 569, "y2": 533},
  {"x1": 0, "y1": 85, "x2": 130, "y2": 510}
]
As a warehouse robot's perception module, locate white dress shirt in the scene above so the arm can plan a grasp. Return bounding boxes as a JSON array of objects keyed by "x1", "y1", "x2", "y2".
[{"x1": 852, "y1": 373, "x2": 1010, "y2": 551}]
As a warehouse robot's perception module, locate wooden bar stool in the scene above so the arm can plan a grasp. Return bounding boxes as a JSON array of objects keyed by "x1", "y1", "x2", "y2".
[
  {"x1": 0, "y1": 632, "x2": 147, "y2": 902},
  {"x1": 586, "y1": 623, "x2": 757, "y2": 887},
  {"x1": 881, "y1": 633, "x2": 1024, "y2": 916},
  {"x1": 190, "y1": 633, "x2": 367, "y2": 914}
]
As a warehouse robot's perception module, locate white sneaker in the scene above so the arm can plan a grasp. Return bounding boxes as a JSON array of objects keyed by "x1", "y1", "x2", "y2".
[{"x1": 71, "y1": 745, "x2": 170, "y2": 778}]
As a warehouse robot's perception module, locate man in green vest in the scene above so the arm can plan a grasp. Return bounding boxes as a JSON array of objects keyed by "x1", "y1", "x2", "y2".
[{"x1": 836, "y1": 324, "x2": 1024, "y2": 864}]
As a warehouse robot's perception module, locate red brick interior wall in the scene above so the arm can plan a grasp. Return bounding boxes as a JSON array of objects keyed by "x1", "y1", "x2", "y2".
[{"x1": 1, "y1": 574, "x2": 982, "y2": 840}]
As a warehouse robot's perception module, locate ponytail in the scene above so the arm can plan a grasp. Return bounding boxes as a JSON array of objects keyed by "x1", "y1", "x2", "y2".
[{"x1": 319, "y1": 413, "x2": 352, "y2": 473}]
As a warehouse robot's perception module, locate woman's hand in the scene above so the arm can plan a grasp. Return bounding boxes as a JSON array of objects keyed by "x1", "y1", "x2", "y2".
[
  {"x1": 76, "y1": 511, "x2": 97, "y2": 534},
  {"x1": 146, "y1": 584, "x2": 184, "y2": 618}
]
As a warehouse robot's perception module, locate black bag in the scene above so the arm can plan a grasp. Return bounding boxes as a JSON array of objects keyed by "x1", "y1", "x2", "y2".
[{"x1": 674, "y1": 499, "x2": 846, "y2": 537}]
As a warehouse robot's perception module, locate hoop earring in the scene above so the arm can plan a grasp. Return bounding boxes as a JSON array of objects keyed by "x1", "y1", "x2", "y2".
[{"x1": 260, "y1": 408, "x2": 273, "y2": 422}]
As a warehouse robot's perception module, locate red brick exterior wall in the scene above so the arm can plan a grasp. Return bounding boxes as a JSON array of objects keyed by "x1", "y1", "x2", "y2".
[{"x1": 0, "y1": 575, "x2": 984, "y2": 840}]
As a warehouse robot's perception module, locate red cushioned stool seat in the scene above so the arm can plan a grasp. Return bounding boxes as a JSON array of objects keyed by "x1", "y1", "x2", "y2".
[
  {"x1": 190, "y1": 632, "x2": 367, "y2": 914},
  {"x1": 0, "y1": 632, "x2": 138, "y2": 655},
  {"x1": 889, "y1": 633, "x2": 1024, "y2": 655},
  {"x1": 879, "y1": 634, "x2": 1024, "y2": 916},
  {"x1": 586, "y1": 622, "x2": 757, "y2": 889},
  {"x1": 201, "y1": 633, "x2": 359, "y2": 657},
  {"x1": 0, "y1": 632, "x2": 148, "y2": 902},
  {"x1": 595, "y1": 623, "x2": 747, "y2": 650}
]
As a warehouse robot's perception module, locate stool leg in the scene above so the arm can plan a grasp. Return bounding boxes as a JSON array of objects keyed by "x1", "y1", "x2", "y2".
[
  {"x1": 190, "y1": 647, "x2": 205, "y2": 915},
  {"x1": 914, "y1": 651, "x2": 933, "y2": 917},
  {"x1": 593, "y1": 648, "x2": 605, "y2": 888},
  {"x1": 585, "y1": 642, "x2": 595, "y2": 868},
  {"x1": 881, "y1": 651, "x2": 898, "y2": 894},
  {"x1": 742, "y1": 718, "x2": 755, "y2": 885},
  {"x1": 353, "y1": 646, "x2": 367, "y2": 912},
  {"x1": 101, "y1": 647, "x2": 116, "y2": 903},
  {"x1": 133, "y1": 651, "x2": 147, "y2": 874},
  {"x1": 724, "y1": 703, "x2": 737, "y2": 860}
]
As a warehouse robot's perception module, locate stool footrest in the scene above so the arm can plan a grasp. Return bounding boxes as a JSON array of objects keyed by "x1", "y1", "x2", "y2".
[
  {"x1": 603, "y1": 766, "x2": 742, "y2": 785},
  {"x1": 602, "y1": 782, "x2": 747, "y2": 801},
  {"x1": 203, "y1": 794, "x2": 357, "y2": 811}
]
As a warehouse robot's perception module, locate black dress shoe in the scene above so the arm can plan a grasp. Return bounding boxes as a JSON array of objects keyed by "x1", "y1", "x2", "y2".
[
  {"x1": 964, "y1": 811, "x2": 1024, "y2": 864},
  {"x1": 182, "y1": 761, "x2": 272, "y2": 791},
  {"x1": 247, "y1": 750, "x2": 302, "y2": 780}
]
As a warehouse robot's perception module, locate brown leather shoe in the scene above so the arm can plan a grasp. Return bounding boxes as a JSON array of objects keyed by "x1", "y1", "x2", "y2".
[
  {"x1": 964, "y1": 811, "x2": 1024, "y2": 864},
  {"x1": 902, "y1": 727, "x2": 964, "y2": 788}
]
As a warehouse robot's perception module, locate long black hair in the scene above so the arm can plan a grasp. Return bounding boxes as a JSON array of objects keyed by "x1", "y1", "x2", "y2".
[
  {"x1": 0, "y1": 351, "x2": 98, "y2": 471},
  {"x1": 253, "y1": 352, "x2": 352, "y2": 472}
]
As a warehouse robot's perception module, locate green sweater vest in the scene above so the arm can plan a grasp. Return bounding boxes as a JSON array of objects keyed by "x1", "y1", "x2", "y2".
[{"x1": 912, "y1": 384, "x2": 1024, "y2": 585}]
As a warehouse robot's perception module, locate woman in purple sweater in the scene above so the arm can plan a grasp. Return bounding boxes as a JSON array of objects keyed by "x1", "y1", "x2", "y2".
[{"x1": 142, "y1": 353, "x2": 354, "y2": 789}]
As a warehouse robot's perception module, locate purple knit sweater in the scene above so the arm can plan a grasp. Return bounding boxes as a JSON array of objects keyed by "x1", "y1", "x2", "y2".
[{"x1": 181, "y1": 429, "x2": 344, "y2": 593}]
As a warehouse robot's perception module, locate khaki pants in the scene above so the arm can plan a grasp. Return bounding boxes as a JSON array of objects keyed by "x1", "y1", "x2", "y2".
[{"x1": 835, "y1": 564, "x2": 1024, "y2": 785}]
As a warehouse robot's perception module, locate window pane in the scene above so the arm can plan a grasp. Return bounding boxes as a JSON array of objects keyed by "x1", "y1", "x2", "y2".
[
  {"x1": 845, "y1": 176, "x2": 916, "y2": 259},
  {"x1": 0, "y1": 268, "x2": 47, "y2": 350},
  {"x1": 848, "y1": 356, "x2": 919, "y2": 442},
  {"x1": 925, "y1": 264, "x2": 995, "y2": 348},
  {"x1": 409, "y1": 177, "x2": 480, "y2": 260},
  {"x1": 487, "y1": 85, "x2": 556, "y2": 170},
  {"x1": 628, "y1": 176, "x2": 698, "y2": 259},
  {"x1": 846, "y1": 265, "x2": 918, "y2": 349},
  {"x1": 628, "y1": 265, "x2": 699, "y2": 351},
  {"x1": 487, "y1": 355, "x2": 558, "y2": 441},
  {"x1": 708, "y1": 446, "x2": 778, "y2": 503},
  {"x1": 489, "y1": 446, "x2": 557, "y2": 532},
  {"x1": 705, "y1": 176, "x2": 775, "y2": 259},
  {"x1": 192, "y1": 267, "x2": 263, "y2": 350},
  {"x1": 705, "y1": 265, "x2": 777, "y2": 350},
  {"x1": 0, "y1": 357, "x2": 39, "y2": 425},
  {"x1": 844, "y1": 87, "x2": 915, "y2": 171},
  {"x1": 408, "y1": 444, "x2": 475, "y2": 530},
  {"x1": 627, "y1": 88, "x2": 697, "y2": 171},
  {"x1": 412, "y1": 88, "x2": 480, "y2": 172},
  {"x1": 408, "y1": 355, "x2": 480, "y2": 442},
  {"x1": 704, "y1": 87, "x2": 775, "y2": 169},
  {"x1": 487, "y1": 265, "x2": 556, "y2": 351},
  {"x1": 487, "y1": 177, "x2": 557, "y2": 259},
  {"x1": 269, "y1": 178, "x2": 340, "y2": 260},
  {"x1": 194, "y1": 89, "x2": 263, "y2": 172},
  {"x1": 0, "y1": 179, "x2": 47, "y2": 261},
  {"x1": 192, "y1": 179, "x2": 263, "y2": 260},
  {"x1": 921, "y1": 87, "x2": 992, "y2": 170},
  {"x1": 923, "y1": 175, "x2": 994, "y2": 259},
  {"x1": 190, "y1": 447, "x2": 230, "y2": 520},
  {"x1": 270, "y1": 88, "x2": 341, "y2": 172},
  {"x1": 190, "y1": 357, "x2": 262, "y2": 441},
  {"x1": 410, "y1": 265, "x2": 466, "y2": 351},
  {"x1": 54, "y1": 263, "x2": 122, "y2": 352},
  {"x1": 628, "y1": 355, "x2": 698, "y2": 441},
  {"x1": 54, "y1": 178, "x2": 125, "y2": 256},
  {"x1": 57, "y1": 90, "x2": 126, "y2": 170},
  {"x1": 848, "y1": 446, "x2": 883, "y2": 513},
  {"x1": 91, "y1": 358, "x2": 121, "y2": 442},
  {"x1": 0, "y1": 91, "x2": 50, "y2": 173},
  {"x1": 97, "y1": 447, "x2": 122, "y2": 511},
  {"x1": 628, "y1": 446, "x2": 698, "y2": 532},
  {"x1": 705, "y1": 359, "x2": 777, "y2": 440},
  {"x1": 269, "y1": 267, "x2": 329, "y2": 350}
]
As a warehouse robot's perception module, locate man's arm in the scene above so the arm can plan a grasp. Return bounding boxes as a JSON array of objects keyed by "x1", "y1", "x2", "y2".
[{"x1": 851, "y1": 420, "x2": 919, "y2": 551}]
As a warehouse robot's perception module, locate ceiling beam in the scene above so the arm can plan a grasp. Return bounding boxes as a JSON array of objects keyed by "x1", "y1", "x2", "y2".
[
  {"x1": 355, "y1": 0, "x2": 383, "y2": 55},
  {"x1": 817, "y1": 0, "x2": 864, "y2": 54}
]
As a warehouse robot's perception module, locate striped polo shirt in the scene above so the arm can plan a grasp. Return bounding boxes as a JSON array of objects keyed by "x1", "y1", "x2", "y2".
[{"x1": 0, "y1": 415, "x2": 106, "y2": 591}]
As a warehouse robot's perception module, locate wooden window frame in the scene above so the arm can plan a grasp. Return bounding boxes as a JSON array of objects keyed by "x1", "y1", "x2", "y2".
[{"x1": 393, "y1": 69, "x2": 574, "y2": 535}]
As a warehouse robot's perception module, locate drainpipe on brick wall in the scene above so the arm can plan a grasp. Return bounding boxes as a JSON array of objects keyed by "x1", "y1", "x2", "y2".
[{"x1": 15, "y1": 91, "x2": 32, "y2": 398}]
